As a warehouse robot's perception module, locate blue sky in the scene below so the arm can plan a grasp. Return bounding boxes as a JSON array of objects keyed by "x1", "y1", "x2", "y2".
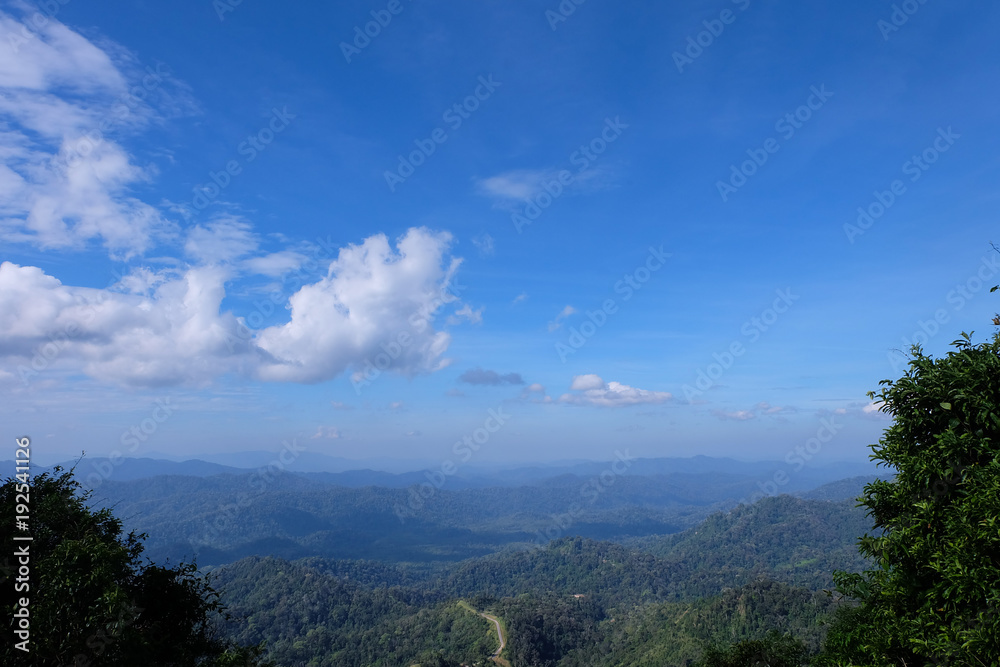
[{"x1": 1, "y1": 0, "x2": 998, "y2": 467}]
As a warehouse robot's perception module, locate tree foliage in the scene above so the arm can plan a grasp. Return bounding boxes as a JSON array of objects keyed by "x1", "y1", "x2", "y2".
[
  {"x1": 693, "y1": 631, "x2": 809, "y2": 667},
  {"x1": 0, "y1": 468, "x2": 268, "y2": 666},
  {"x1": 824, "y1": 332, "x2": 1000, "y2": 666}
]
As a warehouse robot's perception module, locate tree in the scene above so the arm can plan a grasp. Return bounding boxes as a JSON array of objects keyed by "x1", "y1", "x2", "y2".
[
  {"x1": 822, "y1": 331, "x2": 1000, "y2": 666},
  {"x1": 1, "y1": 467, "x2": 270, "y2": 666},
  {"x1": 693, "y1": 631, "x2": 809, "y2": 667}
]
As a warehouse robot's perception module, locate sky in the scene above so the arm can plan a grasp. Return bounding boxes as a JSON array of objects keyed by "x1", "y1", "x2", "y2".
[{"x1": 1, "y1": 0, "x2": 998, "y2": 468}]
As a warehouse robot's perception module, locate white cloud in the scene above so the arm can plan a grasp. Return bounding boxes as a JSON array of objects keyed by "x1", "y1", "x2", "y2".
[
  {"x1": 184, "y1": 217, "x2": 258, "y2": 264},
  {"x1": 472, "y1": 233, "x2": 495, "y2": 256},
  {"x1": 570, "y1": 374, "x2": 604, "y2": 391},
  {"x1": 476, "y1": 166, "x2": 614, "y2": 211},
  {"x1": 257, "y1": 228, "x2": 462, "y2": 383},
  {"x1": 0, "y1": 13, "x2": 477, "y2": 391},
  {"x1": 243, "y1": 249, "x2": 309, "y2": 277},
  {"x1": 827, "y1": 401, "x2": 890, "y2": 421},
  {"x1": 0, "y1": 260, "x2": 242, "y2": 386},
  {"x1": 0, "y1": 7, "x2": 192, "y2": 258},
  {"x1": 560, "y1": 375, "x2": 672, "y2": 408},
  {"x1": 0, "y1": 227, "x2": 470, "y2": 388},
  {"x1": 512, "y1": 292, "x2": 528, "y2": 305},
  {"x1": 476, "y1": 169, "x2": 556, "y2": 202},
  {"x1": 520, "y1": 382, "x2": 551, "y2": 403},
  {"x1": 711, "y1": 402, "x2": 794, "y2": 421},
  {"x1": 713, "y1": 409, "x2": 757, "y2": 421},
  {"x1": 311, "y1": 426, "x2": 341, "y2": 439},
  {"x1": 548, "y1": 305, "x2": 576, "y2": 332},
  {"x1": 447, "y1": 303, "x2": 484, "y2": 325}
]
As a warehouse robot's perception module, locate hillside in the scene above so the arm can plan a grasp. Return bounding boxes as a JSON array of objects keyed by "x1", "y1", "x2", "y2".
[
  {"x1": 87, "y1": 470, "x2": 778, "y2": 566},
  {"x1": 628, "y1": 495, "x2": 873, "y2": 595}
]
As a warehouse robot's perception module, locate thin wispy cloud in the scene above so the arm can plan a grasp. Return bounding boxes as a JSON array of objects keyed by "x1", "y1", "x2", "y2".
[{"x1": 548, "y1": 305, "x2": 576, "y2": 332}]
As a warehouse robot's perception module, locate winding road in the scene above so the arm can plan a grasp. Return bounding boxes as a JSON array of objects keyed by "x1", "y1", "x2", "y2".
[
  {"x1": 458, "y1": 602, "x2": 508, "y2": 665},
  {"x1": 479, "y1": 611, "x2": 506, "y2": 659}
]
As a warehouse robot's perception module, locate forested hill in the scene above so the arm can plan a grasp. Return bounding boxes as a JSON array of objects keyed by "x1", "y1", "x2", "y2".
[
  {"x1": 212, "y1": 556, "x2": 496, "y2": 667},
  {"x1": 87, "y1": 470, "x2": 775, "y2": 566},
  {"x1": 210, "y1": 545, "x2": 844, "y2": 666},
  {"x1": 202, "y1": 493, "x2": 876, "y2": 666},
  {"x1": 627, "y1": 495, "x2": 873, "y2": 595}
]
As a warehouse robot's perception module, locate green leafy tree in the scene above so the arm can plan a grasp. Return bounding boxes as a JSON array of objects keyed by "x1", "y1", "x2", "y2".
[
  {"x1": 693, "y1": 631, "x2": 809, "y2": 667},
  {"x1": 1, "y1": 467, "x2": 270, "y2": 666},
  {"x1": 822, "y1": 330, "x2": 1000, "y2": 666}
]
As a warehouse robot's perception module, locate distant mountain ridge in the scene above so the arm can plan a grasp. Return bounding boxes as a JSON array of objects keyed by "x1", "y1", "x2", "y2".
[{"x1": 1, "y1": 452, "x2": 877, "y2": 492}]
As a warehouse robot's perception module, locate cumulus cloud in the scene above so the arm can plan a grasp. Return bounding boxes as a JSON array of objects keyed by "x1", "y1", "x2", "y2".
[
  {"x1": 0, "y1": 227, "x2": 470, "y2": 387},
  {"x1": 459, "y1": 368, "x2": 524, "y2": 386},
  {"x1": 570, "y1": 374, "x2": 604, "y2": 391},
  {"x1": 0, "y1": 13, "x2": 477, "y2": 391},
  {"x1": 256, "y1": 228, "x2": 462, "y2": 383},
  {"x1": 0, "y1": 7, "x2": 194, "y2": 257},
  {"x1": 560, "y1": 375, "x2": 672, "y2": 408}
]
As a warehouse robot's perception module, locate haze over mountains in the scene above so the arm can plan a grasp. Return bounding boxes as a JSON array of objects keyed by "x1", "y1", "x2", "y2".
[
  {"x1": 1, "y1": 454, "x2": 879, "y2": 572},
  {"x1": 5, "y1": 452, "x2": 878, "y2": 489}
]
